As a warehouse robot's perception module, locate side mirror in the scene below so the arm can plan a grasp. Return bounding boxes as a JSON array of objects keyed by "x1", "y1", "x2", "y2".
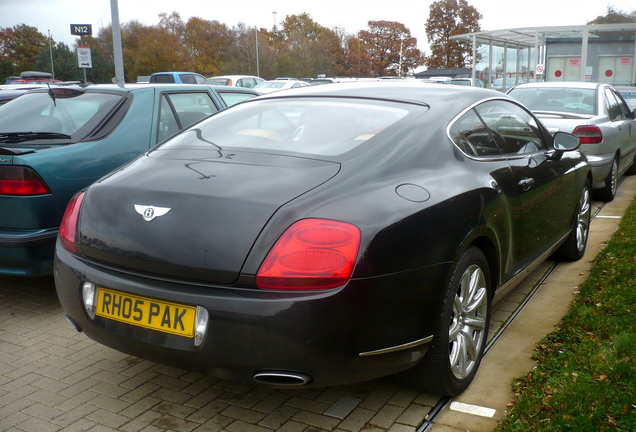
[{"x1": 553, "y1": 131, "x2": 580, "y2": 151}]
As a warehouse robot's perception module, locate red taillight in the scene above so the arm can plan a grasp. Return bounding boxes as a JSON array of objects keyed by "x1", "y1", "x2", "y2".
[
  {"x1": 256, "y1": 219, "x2": 361, "y2": 290},
  {"x1": 0, "y1": 166, "x2": 51, "y2": 196},
  {"x1": 572, "y1": 125, "x2": 603, "y2": 144},
  {"x1": 59, "y1": 191, "x2": 85, "y2": 253}
]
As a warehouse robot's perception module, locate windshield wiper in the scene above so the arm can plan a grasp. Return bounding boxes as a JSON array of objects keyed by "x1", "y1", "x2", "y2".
[{"x1": 0, "y1": 132, "x2": 73, "y2": 143}]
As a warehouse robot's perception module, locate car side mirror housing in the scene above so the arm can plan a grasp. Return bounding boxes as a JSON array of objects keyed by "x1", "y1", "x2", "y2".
[{"x1": 553, "y1": 131, "x2": 580, "y2": 151}]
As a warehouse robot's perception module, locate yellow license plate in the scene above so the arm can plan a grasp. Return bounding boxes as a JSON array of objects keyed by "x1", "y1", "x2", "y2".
[{"x1": 96, "y1": 287, "x2": 197, "y2": 338}]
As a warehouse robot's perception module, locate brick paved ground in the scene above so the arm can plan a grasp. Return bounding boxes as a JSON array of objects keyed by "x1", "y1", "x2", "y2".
[
  {"x1": 0, "y1": 275, "x2": 444, "y2": 432},
  {"x1": 2, "y1": 202, "x2": 601, "y2": 432}
]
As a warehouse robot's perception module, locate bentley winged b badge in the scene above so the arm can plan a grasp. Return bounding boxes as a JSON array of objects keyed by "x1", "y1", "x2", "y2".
[{"x1": 134, "y1": 205, "x2": 171, "y2": 222}]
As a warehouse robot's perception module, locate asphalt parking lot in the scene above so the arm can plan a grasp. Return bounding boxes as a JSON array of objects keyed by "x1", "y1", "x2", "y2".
[{"x1": 1, "y1": 176, "x2": 634, "y2": 432}]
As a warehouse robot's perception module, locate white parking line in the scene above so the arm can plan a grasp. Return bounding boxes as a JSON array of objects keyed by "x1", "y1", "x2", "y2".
[
  {"x1": 596, "y1": 215, "x2": 622, "y2": 219},
  {"x1": 449, "y1": 401, "x2": 497, "y2": 418}
]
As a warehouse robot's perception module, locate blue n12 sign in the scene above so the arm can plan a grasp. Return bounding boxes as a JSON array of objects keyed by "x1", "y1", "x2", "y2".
[
  {"x1": 77, "y1": 47, "x2": 92, "y2": 69},
  {"x1": 70, "y1": 24, "x2": 92, "y2": 36}
]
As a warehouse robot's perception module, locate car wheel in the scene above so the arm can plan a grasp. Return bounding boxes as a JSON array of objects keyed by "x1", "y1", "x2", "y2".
[
  {"x1": 552, "y1": 178, "x2": 591, "y2": 261},
  {"x1": 595, "y1": 158, "x2": 618, "y2": 202},
  {"x1": 406, "y1": 247, "x2": 491, "y2": 396}
]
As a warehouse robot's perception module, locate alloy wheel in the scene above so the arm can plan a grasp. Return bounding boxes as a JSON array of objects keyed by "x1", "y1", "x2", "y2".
[
  {"x1": 576, "y1": 185, "x2": 591, "y2": 252},
  {"x1": 449, "y1": 264, "x2": 488, "y2": 379}
]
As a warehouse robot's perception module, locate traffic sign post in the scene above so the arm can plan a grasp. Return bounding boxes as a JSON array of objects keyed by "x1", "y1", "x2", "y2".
[
  {"x1": 70, "y1": 24, "x2": 92, "y2": 36},
  {"x1": 71, "y1": 24, "x2": 93, "y2": 83},
  {"x1": 77, "y1": 46, "x2": 92, "y2": 83}
]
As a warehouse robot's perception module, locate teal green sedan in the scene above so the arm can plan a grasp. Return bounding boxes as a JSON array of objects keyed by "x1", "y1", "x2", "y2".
[{"x1": 0, "y1": 83, "x2": 258, "y2": 276}]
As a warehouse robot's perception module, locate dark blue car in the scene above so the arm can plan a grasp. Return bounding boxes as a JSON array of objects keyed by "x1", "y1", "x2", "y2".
[{"x1": 0, "y1": 83, "x2": 258, "y2": 276}]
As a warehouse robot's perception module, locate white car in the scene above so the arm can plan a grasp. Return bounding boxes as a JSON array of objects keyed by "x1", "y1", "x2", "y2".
[
  {"x1": 508, "y1": 81, "x2": 636, "y2": 201},
  {"x1": 253, "y1": 79, "x2": 310, "y2": 94},
  {"x1": 203, "y1": 75, "x2": 264, "y2": 89}
]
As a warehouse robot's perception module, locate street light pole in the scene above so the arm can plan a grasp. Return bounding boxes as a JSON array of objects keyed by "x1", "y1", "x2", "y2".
[
  {"x1": 48, "y1": 30, "x2": 55, "y2": 79},
  {"x1": 272, "y1": 11, "x2": 277, "y2": 29},
  {"x1": 110, "y1": 0, "x2": 125, "y2": 87},
  {"x1": 255, "y1": 27, "x2": 260, "y2": 77}
]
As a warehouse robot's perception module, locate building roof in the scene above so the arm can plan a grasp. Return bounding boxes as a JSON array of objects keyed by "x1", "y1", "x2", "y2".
[
  {"x1": 451, "y1": 23, "x2": 636, "y2": 47},
  {"x1": 414, "y1": 68, "x2": 472, "y2": 78}
]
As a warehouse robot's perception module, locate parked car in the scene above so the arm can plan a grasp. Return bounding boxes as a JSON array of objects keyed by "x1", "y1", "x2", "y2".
[
  {"x1": 8, "y1": 71, "x2": 62, "y2": 85},
  {"x1": 0, "y1": 83, "x2": 258, "y2": 276},
  {"x1": 204, "y1": 75, "x2": 264, "y2": 89},
  {"x1": 450, "y1": 77, "x2": 485, "y2": 88},
  {"x1": 614, "y1": 85, "x2": 636, "y2": 111},
  {"x1": 508, "y1": 82, "x2": 636, "y2": 201},
  {"x1": 491, "y1": 77, "x2": 527, "y2": 92},
  {"x1": 149, "y1": 72, "x2": 206, "y2": 84},
  {"x1": 253, "y1": 79, "x2": 310, "y2": 94},
  {"x1": 55, "y1": 82, "x2": 591, "y2": 396},
  {"x1": 427, "y1": 76, "x2": 452, "y2": 84},
  {"x1": 0, "y1": 84, "x2": 50, "y2": 105},
  {"x1": 0, "y1": 89, "x2": 27, "y2": 105}
]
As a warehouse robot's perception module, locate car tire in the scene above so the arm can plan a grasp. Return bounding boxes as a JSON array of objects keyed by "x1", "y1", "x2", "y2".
[
  {"x1": 551, "y1": 178, "x2": 591, "y2": 261},
  {"x1": 595, "y1": 157, "x2": 618, "y2": 202},
  {"x1": 406, "y1": 247, "x2": 491, "y2": 396}
]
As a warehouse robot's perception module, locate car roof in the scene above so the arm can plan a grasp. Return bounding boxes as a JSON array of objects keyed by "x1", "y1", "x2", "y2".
[
  {"x1": 150, "y1": 71, "x2": 203, "y2": 75},
  {"x1": 207, "y1": 75, "x2": 261, "y2": 79},
  {"x1": 511, "y1": 81, "x2": 605, "y2": 90},
  {"x1": 253, "y1": 81, "x2": 506, "y2": 107},
  {"x1": 22, "y1": 83, "x2": 258, "y2": 94}
]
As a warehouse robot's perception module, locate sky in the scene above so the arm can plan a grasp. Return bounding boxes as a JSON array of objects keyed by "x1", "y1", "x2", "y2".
[{"x1": 1, "y1": 0, "x2": 635, "y2": 55}]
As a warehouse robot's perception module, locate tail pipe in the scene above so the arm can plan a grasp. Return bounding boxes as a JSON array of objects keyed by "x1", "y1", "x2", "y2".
[{"x1": 253, "y1": 371, "x2": 312, "y2": 387}]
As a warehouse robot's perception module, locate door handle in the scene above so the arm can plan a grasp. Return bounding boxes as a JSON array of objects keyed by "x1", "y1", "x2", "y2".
[{"x1": 518, "y1": 177, "x2": 534, "y2": 191}]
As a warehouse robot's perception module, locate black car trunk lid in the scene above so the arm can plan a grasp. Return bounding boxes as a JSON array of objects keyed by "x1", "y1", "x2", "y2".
[{"x1": 77, "y1": 150, "x2": 340, "y2": 284}]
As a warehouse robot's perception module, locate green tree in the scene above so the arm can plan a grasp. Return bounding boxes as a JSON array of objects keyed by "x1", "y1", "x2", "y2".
[
  {"x1": 267, "y1": 13, "x2": 347, "y2": 78},
  {"x1": 588, "y1": 6, "x2": 636, "y2": 24},
  {"x1": 425, "y1": 0, "x2": 482, "y2": 69},
  {"x1": 358, "y1": 20, "x2": 424, "y2": 76}
]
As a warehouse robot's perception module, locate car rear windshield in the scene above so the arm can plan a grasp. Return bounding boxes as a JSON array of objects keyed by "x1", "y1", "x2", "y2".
[
  {"x1": 205, "y1": 78, "x2": 230, "y2": 85},
  {"x1": 509, "y1": 87, "x2": 597, "y2": 115},
  {"x1": 157, "y1": 97, "x2": 415, "y2": 157},
  {"x1": 0, "y1": 90, "x2": 124, "y2": 137}
]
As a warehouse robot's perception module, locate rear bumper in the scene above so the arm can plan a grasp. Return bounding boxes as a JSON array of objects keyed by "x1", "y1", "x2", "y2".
[
  {"x1": 0, "y1": 228, "x2": 57, "y2": 276},
  {"x1": 54, "y1": 243, "x2": 450, "y2": 388},
  {"x1": 585, "y1": 153, "x2": 613, "y2": 189}
]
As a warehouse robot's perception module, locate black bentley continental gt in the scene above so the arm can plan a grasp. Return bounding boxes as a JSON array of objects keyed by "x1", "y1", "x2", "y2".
[{"x1": 55, "y1": 82, "x2": 592, "y2": 396}]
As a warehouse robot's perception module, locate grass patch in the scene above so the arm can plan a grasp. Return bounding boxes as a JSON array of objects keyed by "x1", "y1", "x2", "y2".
[{"x1": 495, "y1": 197, "x2": 636, "y2": 432}]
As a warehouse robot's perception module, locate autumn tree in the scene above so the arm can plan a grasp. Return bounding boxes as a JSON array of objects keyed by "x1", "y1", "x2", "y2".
[
  {"x1": 222, "y1": 23, "x2": 265, "y2": 77},
  {"x1": 358, "y1": 20, "x2": 424, "y2": 76},
  {"x1": 425, "y1": 0, "x2": 482, "y2": 69},
  {"x1": 184, "y1": 17, "x2": 233, "y2": 77},
  {"x1": 0, "y1": 24, "x2": 48, "y2": 78}
]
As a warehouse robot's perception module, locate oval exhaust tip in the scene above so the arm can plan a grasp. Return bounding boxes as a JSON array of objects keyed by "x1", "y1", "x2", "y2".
[{"x1": 253, "y1": 371, "x2": 312, "y2": 387}]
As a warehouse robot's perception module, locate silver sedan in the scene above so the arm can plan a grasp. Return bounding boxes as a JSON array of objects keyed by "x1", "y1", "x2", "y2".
[{"x1": 508, "y1": 81, "x2": 636, "y2": 201}]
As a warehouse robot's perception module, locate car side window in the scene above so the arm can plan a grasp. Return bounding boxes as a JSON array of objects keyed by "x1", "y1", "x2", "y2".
[
  {"x1": 157, "y1": 95, "x2": 180, "y2": 143},
  {"x1": 218, "y1": 91, "x2": 257, "y2": 107},
  {"x1": 605, "y1": 88, "x2": 623, "y2": 120},
  {"x1": 475, "y1": 100, "x2": 548, "y2": 155},
  {"x1": 179, "y1": 74, "x2": 198, "y2": 84},
  {"x1": 167, "y1": 92, "x2": 219, "y2": 128},
  {"x1": 448, "y1": 109, "x2": 501, "y2": 157},
  {"x1": 609, "y1": 89, "x2": 631, "y2": 119}
]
